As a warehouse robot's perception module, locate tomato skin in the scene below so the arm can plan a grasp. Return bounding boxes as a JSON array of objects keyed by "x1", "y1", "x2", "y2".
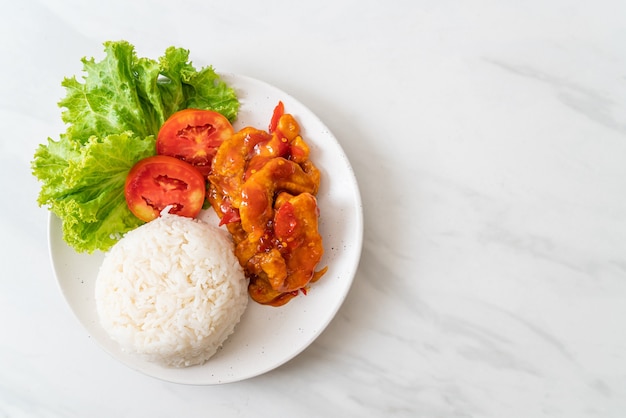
[
  {"x1": 125, "y1": 155, "x2": 206, "y2": 222},
  {"x1": 268, "y1": 101, "x2": 284, "y2": 133},
  {"x1": 156, "y1": 109, "x2": 234, "y2": 177},
  {"x1": 274, "y1": 201, "x2": 297, "y2": 241}
]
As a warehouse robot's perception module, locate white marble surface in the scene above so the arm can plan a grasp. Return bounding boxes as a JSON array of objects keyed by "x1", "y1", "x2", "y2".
[{"x1": 1, "y1": 0, "x2": 625, "y2": 416}]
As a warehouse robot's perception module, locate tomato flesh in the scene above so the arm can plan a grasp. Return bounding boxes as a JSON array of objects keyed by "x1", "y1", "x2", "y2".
[
  {"x1": 157, "y1": 109, "x2": 234, "y2": 177},
  {"x1": 125, "y1": 155, "x2": 206, "y2": 222}
]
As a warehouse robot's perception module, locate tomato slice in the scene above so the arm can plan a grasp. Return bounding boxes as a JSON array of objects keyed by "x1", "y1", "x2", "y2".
[
  {"x1": 125, "y1": 155, "x2": 206, "y2": 222},
  {"x1": 156, "y1": 109, "x2": 234, "y2": 177}
]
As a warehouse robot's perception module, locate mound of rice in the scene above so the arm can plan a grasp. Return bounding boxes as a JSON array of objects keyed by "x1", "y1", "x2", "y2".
[{"x1": 95, "y1": 212, "x2": 248, "y2": 368}]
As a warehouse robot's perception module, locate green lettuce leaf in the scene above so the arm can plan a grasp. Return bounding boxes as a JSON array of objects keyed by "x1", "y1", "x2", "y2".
[
  {"x1": 58, "y1": 40, "x2": 239, "y2": 143},
  {"x1": 33, "y1": 132, "x2": 155, "y2": 253},
  {"x1": 157, "y1": 46, "x2": 239, "y2": 121},
  {"x1": 32, "y1": 40, "x2": 239, "y2": 253}
]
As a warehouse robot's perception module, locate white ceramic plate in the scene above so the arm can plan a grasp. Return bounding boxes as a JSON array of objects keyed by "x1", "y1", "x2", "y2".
[{"x1": 48, "y1": 73, "x2": 363, "y2": 385}]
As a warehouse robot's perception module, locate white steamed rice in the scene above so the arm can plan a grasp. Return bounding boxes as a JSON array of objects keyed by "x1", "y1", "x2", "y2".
[{"x1": 95, "y1": 212, "x2": 248, "y2": 368}]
